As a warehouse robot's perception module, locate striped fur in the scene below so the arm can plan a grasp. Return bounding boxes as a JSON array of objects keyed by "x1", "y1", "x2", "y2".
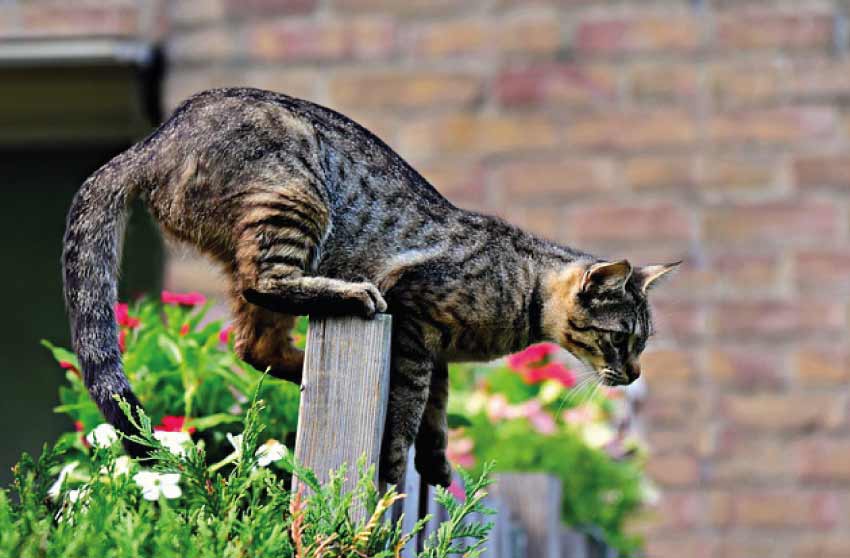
[{"x1": 61, "y1": 88, "x2": 678, "y2": 487}]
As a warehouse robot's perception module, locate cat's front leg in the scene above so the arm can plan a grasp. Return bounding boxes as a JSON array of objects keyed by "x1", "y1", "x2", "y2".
[
  {"x1": 380, "y1": 322, "x2": 434, "y2": 485},
  {"x1": 414, "y1": 361, "x2": 451, "y2": 487}
]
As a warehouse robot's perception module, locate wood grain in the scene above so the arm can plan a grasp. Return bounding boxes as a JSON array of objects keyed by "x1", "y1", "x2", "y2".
[
  {"x1": 293, "y1": 314, "x2": 392, "y2": 502},
  {"x1": 493, "y1": 473, "x2": 563, "y2": 558}
]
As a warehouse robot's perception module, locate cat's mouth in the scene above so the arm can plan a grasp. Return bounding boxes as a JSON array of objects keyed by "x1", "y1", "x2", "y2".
[{"x1": 599, "y1": 368, "x2": 631, "y2": 386}]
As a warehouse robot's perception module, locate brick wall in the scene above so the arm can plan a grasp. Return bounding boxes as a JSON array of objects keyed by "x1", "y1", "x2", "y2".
[
  {"x1": 161, "y1": 2, "x2": 850, "y2": 557},
  {"x1": 0, "y1": 0, "x2": 163, "y2": 40}
]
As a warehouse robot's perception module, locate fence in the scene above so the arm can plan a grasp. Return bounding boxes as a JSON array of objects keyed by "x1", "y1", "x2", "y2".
[{"x1": 293, "y1": 315, "x2": 615, "y2": 558}]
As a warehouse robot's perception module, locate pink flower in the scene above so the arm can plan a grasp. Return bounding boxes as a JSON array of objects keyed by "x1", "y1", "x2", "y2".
[
  {"x1": 161, "y1": 291, "x2": 206, "y2": 307},
  {"x1": 507, "y1": 343, "x2": 558, "y2": 371},
  {"x1": 522, "y1": 401, "x2": 556, "y2": 435},
  {"x1": 563, "y1": 405, "x2": 594, "y2": 426},
  {"x1": 155, "y1": 416, "x2": 196, "y2": 434},
  {"x1": 522, "y1": 362, "x2": 577, "y2": 388},
  {"x1": 114, "y1": 303, "x2": 141, "y2": 329},
  {"x1": 447, "y1": 479, "x2": 466, "y2": 502},
  {"x1": 446, "y1": 433, "x2": 475, "y2": 469},
  {"x1": 219, "y1": 325, "x2": 233, "y2": 344},
  {"x1": 179, "y1": 323, "x2": 190, "y2": 336},
  {"x1": 486, "y1": 394, "x2": 510, "y2": 422},
  {"x1": 75, "y1": 420, "x2": 90, "y2": 448}
]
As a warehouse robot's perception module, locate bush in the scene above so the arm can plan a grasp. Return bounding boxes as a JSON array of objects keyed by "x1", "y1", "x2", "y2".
[
  {"x1": 446, "y1": 345, "x2": 654, "y2": 554},
  {"x1": 1, "y1": 386, "x2": 494, "y2": 558}
]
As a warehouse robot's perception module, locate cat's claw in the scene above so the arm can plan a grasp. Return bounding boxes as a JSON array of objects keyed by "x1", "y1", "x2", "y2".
[{"x1": 350, "y1": 282, "x2": 387, "y2": 319}]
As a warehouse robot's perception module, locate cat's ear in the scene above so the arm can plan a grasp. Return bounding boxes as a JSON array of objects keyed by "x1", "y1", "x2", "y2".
[
  {"x1": 581, "y1": 260, "x2": 633, "y2": 293},
  {"x1": 636, "y1": 261, "x2": 681, "y2": 293}
]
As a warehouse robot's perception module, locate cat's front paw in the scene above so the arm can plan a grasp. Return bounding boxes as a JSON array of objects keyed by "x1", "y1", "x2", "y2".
[
  {"x1": 415, "y1": 450, "x2": 452, "y2": 488},
  {"x1": 345, "y1": 282, "x2": 387, "y2": 319}
]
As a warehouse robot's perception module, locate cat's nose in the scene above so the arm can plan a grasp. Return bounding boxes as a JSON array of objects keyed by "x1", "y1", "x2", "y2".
[{"x1": 625, "y1": 361, "x2": 641, "y2": 383}]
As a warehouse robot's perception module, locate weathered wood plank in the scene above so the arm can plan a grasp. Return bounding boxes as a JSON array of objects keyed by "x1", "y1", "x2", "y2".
[
  {"x1": 293, "y1": 314, "x2": 392, "y2": 501},
  {"x1": 397, "y1": 447, "x2": 422, "y2": 558},
  {"x1": 561, "y1": 527, "x2": 588, "y2": 558},
  {"x1": 493, "y1": 473, "x2": 563, "y2": 558}
]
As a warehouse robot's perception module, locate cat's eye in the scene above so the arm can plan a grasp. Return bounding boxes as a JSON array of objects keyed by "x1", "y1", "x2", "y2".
[{"x1": 610, "y1": 331, "x2": 628, "y2": 345}]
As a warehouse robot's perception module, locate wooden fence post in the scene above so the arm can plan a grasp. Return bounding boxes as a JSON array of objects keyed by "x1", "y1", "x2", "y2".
[
  {"x1": 493, "y1": 473, "x2": 563, "y2": 558},
  {"x1": 293, "y1": 314, "x2": 392, "y2": 499}
]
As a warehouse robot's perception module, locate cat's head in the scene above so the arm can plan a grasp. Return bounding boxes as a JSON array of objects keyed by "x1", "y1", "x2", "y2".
[{"x1": 541, "y1": 259, "x2": 679, "y2": 386}]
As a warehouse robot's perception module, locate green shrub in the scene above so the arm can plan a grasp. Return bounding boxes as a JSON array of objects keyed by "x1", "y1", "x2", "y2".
[
  {"x1": 446, "y1": 345, "x2": 653, "y2": 554},
  {"x1": 1, "y1": 387, "x2": 494, "y2": 558}
]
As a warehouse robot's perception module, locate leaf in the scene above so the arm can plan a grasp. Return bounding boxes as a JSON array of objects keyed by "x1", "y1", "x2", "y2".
[
  {"x1": 157, "y1": 335, "x2": 183, "y2": 366},
  {"x1": 446, "y1": 413, "x2": 472, "y2": 429}
]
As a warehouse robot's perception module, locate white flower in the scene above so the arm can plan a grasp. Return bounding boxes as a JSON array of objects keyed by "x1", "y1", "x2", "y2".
[
  {"x1": 133, "y1": 471, "x2": 182, "y2": 501},
  {"x1": 581, "y1": 423, "x2": 615, "y2": 449},
  {"x1": 255, "y1": 439, "x2": 286, "y2": 467},
  {"x1": 55, "y1": 486, "x2": 90, "y2": 522},
  {"x1": 153, "y1": 430, "x2": 192, "y2": 456},
  {"x1": 47, "y1": 461, "x2": 79, "y2": 500},
  {"x1": 99, "y1": 455, "x2": 133, "y2": 477},
  {"x1": 86, "y1": 424, "x2": 119, "y2": 448},
  {"x1": 226, "y1": 432, "x2": 243, "y2": 455}
]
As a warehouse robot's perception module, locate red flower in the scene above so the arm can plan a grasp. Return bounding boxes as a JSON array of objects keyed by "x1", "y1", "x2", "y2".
[
  {"x1": 155, "y1": 415, "x2": 196, "y2": 434},
  {"x1": 179, "y1": 323, "x2": 190, "y2": 336},
  {"x1": 75, "y1": 420, "x2": 90, "y2": 448},
  {"x1": 522, "y1": 362, "x2": 577, "y2": 388},
  {"x1": 161, "y1": 291, "x2": 207, "y2": 307},
  {"x1": 59, "y1": 361, "x2": 80, "y2": 377},
  {"x1": 219, "y1": 325, "x2": 233, "y2": 344},
  {"x1": 118, "y1": 329, "x2": 127, "y2": 353},
  {"x1": 507, "y1": 343, "x2": 558, "y2": 371},
  {"x1": 114, "y1": 303, "x2": 141, "y2": 329}
]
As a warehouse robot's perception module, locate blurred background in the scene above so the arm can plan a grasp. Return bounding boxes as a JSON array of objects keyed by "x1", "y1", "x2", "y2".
[{"x1": 1, "y1": 0, "x2": 849, "y2": 556}]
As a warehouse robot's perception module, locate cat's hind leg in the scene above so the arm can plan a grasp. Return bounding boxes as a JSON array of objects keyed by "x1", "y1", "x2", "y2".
[
  {"x1": 414, "y1": 361, "x2": 452, "y2": 487},
  {"x1": 230, "y1": 289, "x2": 304, "y2": 383},
  {"x1": 380, "y1": 319, "x2": 435, "y2": 485}
]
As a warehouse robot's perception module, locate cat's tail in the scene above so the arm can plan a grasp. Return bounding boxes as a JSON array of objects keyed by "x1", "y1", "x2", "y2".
[{"x1": 61, "y1": 147, "x2": 148, "y2": 456}]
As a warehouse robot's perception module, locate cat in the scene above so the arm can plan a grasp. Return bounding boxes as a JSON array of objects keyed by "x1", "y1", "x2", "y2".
[{"x1": 62, "y1": 87, "x2": 678, "y2": 487}]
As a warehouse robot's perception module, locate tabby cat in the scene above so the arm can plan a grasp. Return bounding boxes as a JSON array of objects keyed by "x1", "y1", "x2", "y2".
[{"x1": 62, "y1": 88, "x2": 678, "y2": 487}]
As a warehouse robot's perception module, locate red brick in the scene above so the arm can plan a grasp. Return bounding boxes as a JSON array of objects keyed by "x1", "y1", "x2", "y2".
[
  {"x1": 14, "y1": 4, "x2": 139, "y2": 38},
  {"x1": 630, "y1": 63, "x2": 699, "y2": 102},
  {"x1": 712, "y1": 436, "x2": 796, "y2": 483},
  {"x1": 709, "y1": 108, "x2": 838, "y2": 146},
  {"x1": 493, "y1": 158, "x2": 614, "y2": 204},
  {"x1": 787, "y1": 60, "x2": 850, "y2": 100},
  {"x1": 411, "y1": 15, "x2": 560, "y2": 58},
  {"x1": 623, "y1": 156, "x2": 695, "y2": 192},
  {"x1": 794, "y1": 345, "x2": 850, "y2": 387},
  {"x1": 418, "y1": 164, "x2": 486, "y2": 208},
  {"x1": 575, "y1": 15, "x2": 701, "y2": 55},
  {"x1": 566, "y1": 202, "x2": 693, "y2": 246},
  {"x1": 238, "y1": 68, "x2": 322, "y2": 102},
  {"x1": 225, "y1": 0, "x2": 317, "y2": 16},
  {"x1": 709, "y1": 62, "x2": 783, "y2": 108},
  {"x1": 793, "y1": 534, "x2": 850, "y2": 558},
  {"x1": 647, "y1": 453, "x2": 700, "y2": 487},
  {"x1": 706, "y1": 347, "x2": 785, "y2": 391},
  {"x1": 703, "y1": 202, "x2": 839, "y2": 246},
  {"x1": 652, "y1": 302, "x2": 705, "y2": 341},
  {"x1": 716, "y1": 10, "x2": 834, "y2": 51},
  {"x1": 566, "y1": 109, "x2": 698, "y2": 151},
  {"x1": 169, "y1": 1, "x2": 226, "y2": 26},
  {"x1": 398, "y1": 113, "x2": 559, "y2": 159},
  {"x1": 711, "y1": 301, "x2": 845, "y2": 340},
  {"x1": 722, "y1": 394, "x2": 845, "y2": 433},
  {"x1": 700, "y1": 155, "x2": 781, "y2": 193},
  {"x1": 329, "y1": 71, "x2": 481, "y2": 111},
  {"x1": 250, "y1": 18, "x2": 395, "y2": 62},
  {"x1": 167, "y1": 27, "x2": 238, "y2": 62},
  {"x1": 642, "y1": 349, "x2": 697, "y2": 387},
  {"x1": 645, "y1": 386, "x2": 711, "y2": 428},
  {"x1": 733, "y1": 490, "x2": 840, "y2": 529},
  {"x1": 333, "y1": 0, "x2": 470, "y2": 15},
  {"x1": 796, "y1": 438, "x2": 850, "y2": 482},
  {"x1": 645, "y1": 536, "x2": 717, "y2": 558},
  {"x1": 495, "y1": 63, "x2": 617, "y2": 108},
  {"x1": 795, "y1": 248, "x2": 850, "y2": 294},
  {"x1": 794, "y1": 155, "x2": 850, "y2": 190}
]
